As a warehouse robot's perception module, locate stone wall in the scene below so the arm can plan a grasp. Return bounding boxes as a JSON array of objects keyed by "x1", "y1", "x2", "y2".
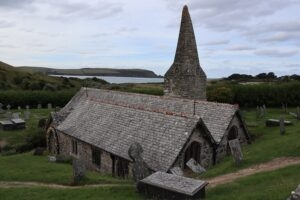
[
  {"x1": 48, "y1": 129, "x2": 132, "y2": 177},
  {"x1": 215, "y1": 115, "x2": 248, "y2": 163},
  {"x1": 173, "y1": 127, "x2": 213, "y2": 169}
]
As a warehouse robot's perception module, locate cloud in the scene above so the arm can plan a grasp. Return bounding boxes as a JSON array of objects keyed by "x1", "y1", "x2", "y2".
[
  {"x1": 202, "y1": 40, "x2": 229, "y2": 46},
  {"x1": 0, "y1": 20, "x2": 14, "y2": 28},
  {"x1": 254, "y1": 49, "x2": 298, "y2": 57},
  {"x1": 226, "y1": 45, "x2": 255, "y2": 51},
  {"x1": 0, "y1": 0, "x2": 34, "y2": 9},
  {"x1": 42, "y1": 1, "x2": 124, "y2": 21}
]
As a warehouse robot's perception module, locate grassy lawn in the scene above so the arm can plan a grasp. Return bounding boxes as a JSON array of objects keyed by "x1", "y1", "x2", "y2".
[
  {"x1": 0, "y1": 186, "x2": 144, "y2": 200},
  {"x1": 198, "y1": 108, "x2": 300, "y2": 178},
  {"x1": 207, "y1": 164, "x2": 300, "y2": 200},
  {"x1": 0, "y1": 108, "x2": 52, "y2": 146}
]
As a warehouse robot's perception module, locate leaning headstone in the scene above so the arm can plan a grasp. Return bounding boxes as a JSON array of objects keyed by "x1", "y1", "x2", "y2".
[
  {"x1": 37, "y1": 104, "x2": 42, "y2": 109},
  {"x1": 128, "y1": 142, "x2": 152, "y2": 183},
  {"x1": 47, "y1": 103, "x2": 52, "y2": 109},
  {"x1": 170, "y1": 167, "x2": 184, "y2": 176},
  {"x1": 228, "y1": 139, "x2": 243, "y2": 165},
  {"x1": 72, "y1": 159, "x2": 86, "y2": 185},
  {"x1": 280, "y1": 117, "x2": 285, "y2": 135},
  {"x1": 186, "y1": 158, "x2": 206, "y2": 174}
]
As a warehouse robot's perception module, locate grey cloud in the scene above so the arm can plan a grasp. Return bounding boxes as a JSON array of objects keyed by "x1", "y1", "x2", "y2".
[
  {"x1": 0, "y1": 20, "x2": 14, "y2": 28},
  {"x1": 254, "y1": 49, "x2": 298, "y2": 57},
  {"x1": 0, "y1": 0, "x2": 34, "y2": 9},
  {"x1": 227, "y1": 45, "x2": 255, "y2": 51},
  {"x1": 259, "y1": 33, "x2": 298, "y2": 43},
  {"x1": 44, "y1": 1, "x2": 123, "y2": 21},
  {"x1": 202, "y1": 40, "x2": 229, "y2": 46}
]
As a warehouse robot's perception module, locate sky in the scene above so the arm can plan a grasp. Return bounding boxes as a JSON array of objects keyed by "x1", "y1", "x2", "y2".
[{"x1": 0, "y1": 0, "x2": 300, "y2": 78}]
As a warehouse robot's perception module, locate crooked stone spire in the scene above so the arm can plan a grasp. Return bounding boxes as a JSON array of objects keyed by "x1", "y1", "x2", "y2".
[{"x1": 164, "y1": 5, "x2": 207, "y2": 100}]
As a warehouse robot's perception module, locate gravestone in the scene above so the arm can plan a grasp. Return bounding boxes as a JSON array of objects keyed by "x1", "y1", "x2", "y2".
[
  {"x1": 263, "y1": 104, "x2": 266, "y2": 114},
  {"x1": 280, "y1": 117, "x2": 285, "y2": 135},
  {"x1": 170, "y1": 167, "x2": 184, "y2": 176},
  {"x1": 266, "y1": 119, "x2": 293, "y2": 127},
  {"x1": 37, "y1": 104, "x2": 42, "y2": 109},
  {"x1": 26, "y1": 105, "x2": 30, "y2": 109},
  {"x1": 6, "y1": 104, "x2": 11, "y2": 111},
  {"x1": 128, "y1": 142, "x2": 152, "y2": 183},
  {"x1": 17, "y1": 106, "x2": 21, "y2": 110},
  {"x1": 260, "y1": 106, "x2": 265, "y2": 118},
  {"x1": 186, "y1": 158, "x2": 206, "y2": 174},
  {"x1": 72, "y1": 159, "x2": 86, "y2": 185},
  {"x1": 12, "y1": 113, "x2": 20, "y2": 119},
  {"x1": 48, "y1": 156, "x2": 56, "y2": 162},
  {"x1": 24, "y1": 110, "x2": 30, "y2": 120},
  {"x1": 228, "y1": 139, "x2": 243, "y2": 165},
  {"x1": 48, "y1": 103, "x2": 52, "y2": 109}
]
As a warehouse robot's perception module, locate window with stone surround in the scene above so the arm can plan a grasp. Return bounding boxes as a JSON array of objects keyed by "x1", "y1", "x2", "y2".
[
  {"x1": 72, "y1": 139, "x2": 78, "y2": 155},
  {"x1": 92, "y1": 147, "x2": 101, "y2": 167}
]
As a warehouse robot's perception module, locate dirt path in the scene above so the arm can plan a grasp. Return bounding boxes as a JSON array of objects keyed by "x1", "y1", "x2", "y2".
[
  {"x1": 0, "y1": 157, "x2": 299, "y2": 189},
  {"x1": 207, "y1": 157, "x2": 300, "y2": 188}
]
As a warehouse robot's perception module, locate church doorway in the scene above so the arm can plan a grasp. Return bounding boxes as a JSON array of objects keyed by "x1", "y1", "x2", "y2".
[{"x1": 184, "y1": 141, "x2": 201, "y2": 167}]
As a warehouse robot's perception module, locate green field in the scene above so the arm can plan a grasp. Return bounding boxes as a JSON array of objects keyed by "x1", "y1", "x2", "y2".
[{"x1": 0, "y1": 107, "x2": 299, "y2": 199}]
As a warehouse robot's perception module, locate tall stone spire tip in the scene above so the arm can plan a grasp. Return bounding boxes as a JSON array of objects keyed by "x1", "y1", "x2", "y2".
[{"x1": 182, "y1": 5, "x2": 189, "y2": 15}]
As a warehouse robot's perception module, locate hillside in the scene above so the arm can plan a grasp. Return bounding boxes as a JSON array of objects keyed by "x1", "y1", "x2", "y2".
[
  {"x1": 0, "y1": 61, "x2": 106, "y2": 91},
  {"x1": 18, "y1": 66, "x2": 160, "y2": 78}
]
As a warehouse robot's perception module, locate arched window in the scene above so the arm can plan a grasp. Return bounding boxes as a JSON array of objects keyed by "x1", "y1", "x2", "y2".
[
  {"x1": 184, "y1": 141, "x2": 201, "y2": 166},
  {"x1": 228, "y1": 126, "x2": 238, "y2": 141}
]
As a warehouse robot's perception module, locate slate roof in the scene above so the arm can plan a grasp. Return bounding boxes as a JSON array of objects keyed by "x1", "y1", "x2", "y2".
[
  {"x1": 55, "y1": 88, "x2": 238, "y2": 172},
  {"x1": 140, "y1": 171, "x2": 208, "y2": 196}
]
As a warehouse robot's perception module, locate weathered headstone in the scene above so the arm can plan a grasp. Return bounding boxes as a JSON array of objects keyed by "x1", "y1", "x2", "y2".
[
  {"x1": 47, "y1": 103, "x2": 52, "y2": 109},
  {"x1": 26, "y1": 105, "x2": 30, "y2": 109},
  {"x1": 186, "y1": 158, "x2": 206, "y2": 174},
  {"x1": 6, "y1": 104, "x2": 11, "y2": 111},
  {"x1": 72, "y1": 159, "x2": 86, "y2": 185},
  {"x1": 228, "y1": 139, "x2": 243, "y2": 165},
  {"x1": 48, "y1": 156, "x2": 56, "y2": 162},
  {"x1": 170, "y1": 167, "x2": 184, "y2": 176},
  {"x1": 263, "y1": 104, "x2": 266, "y2": 114},
  {"x1": 280, "y1": 117, "x2": 285, "y2": 135},
  {"x1": 24, "y1": 110, "x2": 30, "y2": 120},
  {"x1": 128, "y1": 142, "x2": 152, "y2": 183},
  {"x1": 17, "y1": 106, "x2": 21, "y2": 110},
  {"x1": 12, "y1": 112, "x2": 20, "y2": 119},
  {"x1": 260, "y1": 106, "x2": 264, "y2": 118},
  {"x1": 37, "y1": 104, "x2": 42, "y2": 109}
]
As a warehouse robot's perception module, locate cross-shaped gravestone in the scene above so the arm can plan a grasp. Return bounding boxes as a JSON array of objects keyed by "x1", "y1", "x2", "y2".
[
  {"x1": 229, "y1": 139, "x2": 243, "y2": 166},
  {"x1": 7, "y1": 104, "x2": 11, "y2": 111}
]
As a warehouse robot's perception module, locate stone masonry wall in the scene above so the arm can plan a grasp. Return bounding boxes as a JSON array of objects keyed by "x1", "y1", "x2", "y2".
[
  {"x1": 215, "y1": 115, "x2": 248, "y2": 163},
  {"x1": 173, "y1": 127, "x2": 213, "y2": 169},
  {"x1": 52, "y1": 130, "x2": 132, "y2": 177}
]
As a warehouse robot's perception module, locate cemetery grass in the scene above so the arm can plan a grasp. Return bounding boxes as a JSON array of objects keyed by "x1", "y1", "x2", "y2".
[
  {"x1": 197, "y1": 108, "x2": 300, "y2": 179},
  {"x1": 206, "y1": 164, "x2": 300, "y2": 200},
  {"x1": 0, "y1": 109, "x2": 52, "y2": 146}
]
